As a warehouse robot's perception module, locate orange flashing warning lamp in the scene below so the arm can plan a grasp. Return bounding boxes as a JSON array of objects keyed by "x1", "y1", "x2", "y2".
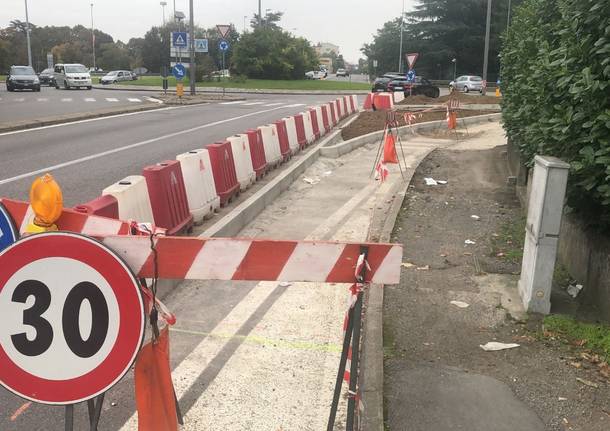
[{"x1": 26, "y1": 173, "x2": 63, "y2": 233}]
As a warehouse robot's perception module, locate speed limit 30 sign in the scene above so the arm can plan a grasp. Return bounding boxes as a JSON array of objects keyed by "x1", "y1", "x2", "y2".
[{"x1": 0, "y1": 232, "x2": 145, "y2": 405}]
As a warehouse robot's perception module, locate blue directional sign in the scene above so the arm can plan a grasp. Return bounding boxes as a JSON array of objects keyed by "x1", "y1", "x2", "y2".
[
  {"x1": 218, "y1": 39, "x2": 230, "y2": 52},
  {"x1": 0, "y1": 202, "x2": 18, "y2": 253},
  {"x1": 172, "y1": 63, "x2": 186, "y2": 80},
  {"x1": 172, "y1": 32, "x2": 188, "y2": 48},
  {"x1": 406, "y1": 69, "x2": 416, "y2": 83}
]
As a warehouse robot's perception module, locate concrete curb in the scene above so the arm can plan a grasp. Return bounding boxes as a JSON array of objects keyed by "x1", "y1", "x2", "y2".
[
  {"x1": 0, "y1": 104, "x2": 163, "y2": 133},
  {"x1": 320, "y1": 113, "x2": 502, "y2": 159},
  {"x1": 358, "y1": 112, "x2": 503, "y2": 431},
  {"x1": 92, "y1": 84, "x2": 371, "y2": 95},
  {"x1": 394, "y1": 104, "x2": 501, "y2": 111},
  {"x1": 201, "y1": 113, "x2": 361, "y2": 238}
]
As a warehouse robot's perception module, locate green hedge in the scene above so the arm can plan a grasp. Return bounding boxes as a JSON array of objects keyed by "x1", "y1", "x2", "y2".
[{"x1": 501, "y1": 0, "x2": 610, "y2": 230}]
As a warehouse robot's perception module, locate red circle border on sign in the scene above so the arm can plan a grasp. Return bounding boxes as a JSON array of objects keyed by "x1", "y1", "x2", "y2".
[{"x1": 0, "y1": 232, "x2": 145, "y2": 405}]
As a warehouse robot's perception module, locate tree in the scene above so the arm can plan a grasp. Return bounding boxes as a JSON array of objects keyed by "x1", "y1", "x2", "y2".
[{"x1": 250, "y1": 11, "x2": 283, "y2": 29}]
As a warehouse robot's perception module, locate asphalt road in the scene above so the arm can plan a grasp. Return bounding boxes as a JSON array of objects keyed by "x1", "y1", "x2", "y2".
[
  {"x1": 0, "y1": 93, "x2": 349, "y2": 206},
  {"x1": 0, "y1": 84, "x2": 163, "y2": 124}
]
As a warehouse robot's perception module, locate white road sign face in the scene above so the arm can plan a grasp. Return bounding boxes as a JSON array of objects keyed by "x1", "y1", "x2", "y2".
[{"x1": 0, "y1": 232, "x2": 145, "y2": 405}]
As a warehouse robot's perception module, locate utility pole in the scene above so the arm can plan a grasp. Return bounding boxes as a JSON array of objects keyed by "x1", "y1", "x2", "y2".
[
  {"x1": 160, "y1": 1, "x2": 167, "y2": 25},
  {"x1": 24, "y1": 0, "x2": 32, "y2": 67},
  {"x1": 398, "y1": 0, "x2": 405, "y2": 73},
  {"x1": 507, "y1": 0, "x2": 512, "y2": 29},
  {"x1": 173, "y1": 0, "x2": 176, "y2": 20},
  {"x1": 90, "y1": 3, "x2": 96, "y2": 71},
  {"x1": 482, "y1": 0, "x2": 492, "y2": 95},
  {"x1": 189, "y1": 0, "x2": 195, "y2": 95},
  {"x1": 258, "y1": 0, "x2": 262, "y2": 26}
]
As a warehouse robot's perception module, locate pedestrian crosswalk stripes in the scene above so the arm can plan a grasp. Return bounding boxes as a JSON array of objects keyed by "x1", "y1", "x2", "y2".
[
  {"x1": 84, "y1": 98, "x2": 96, "y2": 102},
  {"x1": 105, "y1": 97, "x2": 119, "y2": 102},
  {"x1": 60, "y1": 98, "x2": 72, "y2": 102},
  {"x1": 127, "y1": 98, "x2": 141, "y2": 102}
]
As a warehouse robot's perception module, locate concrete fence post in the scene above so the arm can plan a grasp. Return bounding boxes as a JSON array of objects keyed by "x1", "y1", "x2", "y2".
[{"x1": 518, "y1": 155, "x2": 570, "y2": 314}]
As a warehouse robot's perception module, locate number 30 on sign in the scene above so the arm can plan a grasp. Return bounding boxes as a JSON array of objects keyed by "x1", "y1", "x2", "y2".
[{"x1": 0, "y1": 232, "x2": 145, "y2": 405}]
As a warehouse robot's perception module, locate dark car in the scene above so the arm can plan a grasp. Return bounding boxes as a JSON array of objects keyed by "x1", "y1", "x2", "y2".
[
  {"x1": 39, "y1": 68, "x2": 55, "y2": 86},
  {"x1": 372, "y1": 73, "x2": 409, "y2": 92},
  {"x1": 6, "y1": 65, "x2": 41, "y2": 92},
  {"x1": 403, "y1": 76, "x2": 440, "y2": 98}
]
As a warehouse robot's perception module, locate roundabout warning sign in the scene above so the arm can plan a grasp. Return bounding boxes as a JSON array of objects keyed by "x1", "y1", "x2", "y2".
[{"x1": 0, "y1": 232, "x2": 145, "y2": 405}]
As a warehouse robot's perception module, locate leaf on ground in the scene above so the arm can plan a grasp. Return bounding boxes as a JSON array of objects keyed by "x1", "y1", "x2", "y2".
[{"x1": 576, "y1": 377, "x2": 599, "y2": 388}]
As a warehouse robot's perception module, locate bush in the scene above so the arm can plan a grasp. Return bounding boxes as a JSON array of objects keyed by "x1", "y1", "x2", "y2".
[
  {"x1": 501, "y1": 0, "x2": 610, "y2": 230},
  {"x1": 229, "y1": 74, "x2": 247, "y2": 84}
]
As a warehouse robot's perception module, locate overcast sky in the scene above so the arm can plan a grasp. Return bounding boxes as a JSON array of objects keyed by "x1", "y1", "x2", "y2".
[{"x1": 2, "y1": 0, "x2": 417, "y2": 63}]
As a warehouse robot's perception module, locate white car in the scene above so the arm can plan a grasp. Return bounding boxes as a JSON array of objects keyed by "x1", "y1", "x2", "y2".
[
  {"x1": 305, "y1": 70, "x2": 324, "y2": 80},
  {"x1": 336, "y1": 68, "x2": 349, "y2": 77},
  {"x1": 54, "y1": 63, "x2": 92, "y2": 90},
  {"x1": 449, "y1": 75, "x2": 484, "y2": 93},
  {"x1": 100, "y1": 70, "x2": 134, "y2": 85}
]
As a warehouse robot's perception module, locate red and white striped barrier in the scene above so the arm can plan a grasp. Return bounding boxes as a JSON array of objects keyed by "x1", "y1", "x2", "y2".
[
  {"x1": 308, "y1": 108, "x2": 321, "y2": 140},
  {"x1": 313, "y1": 106, "x2": 326, "y2": 137},
  {"x1": 350, "y1": 95, "x2": 358, "y2": 113},
  {"x1": 74, "y1": 195, "x2": 119, "y2": 219},
  {"x1": 328, "y1": 102, "x2": 338, "y2": 126},
  {"x1": 227, "y1": 134, "x2": 256, "y2": 191},
  {"x1": 302, "y1": 111, "x2": 315, "y2": 145},
  {"x1": 282, "y1": 116, "x2": 300, "y2": 154},
  {"x1": 363, "y1": 92, "x2": 394, "y2": 111},
  {"x1": 246, "y1": 129, "x2": 267, "y2": 179},
  {"x1": 321, "y1": 105, "x2": 332, "y2": 133},
  {"x1": 176, "y1": 149, "x2": 220, "y2": 223},
  {"x1": 103, "y1": 175, "x2": 155, "y2": 224},
  {"x1": 101, "y1": 235, "x2": 402, "y2": 284},
  {"x1": 258, "y1": 124, "x2": 282, "y2": 167},
  {"x1": 207, "y1": 141, "x2": 240, "y2": 207}
]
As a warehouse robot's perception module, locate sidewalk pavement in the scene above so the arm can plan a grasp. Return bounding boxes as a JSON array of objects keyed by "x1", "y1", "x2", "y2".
[{"x1": 384, "y1": 123, "x2": 610, "y2": 430}]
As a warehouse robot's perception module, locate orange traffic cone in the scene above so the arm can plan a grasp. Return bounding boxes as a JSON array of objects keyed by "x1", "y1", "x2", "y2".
[
  {"x1": 382, "y1": 130, "x2": 399, "y2": 164},
  {"x1": 447, "y1": 111, "x2": 457, "y2": 130}
]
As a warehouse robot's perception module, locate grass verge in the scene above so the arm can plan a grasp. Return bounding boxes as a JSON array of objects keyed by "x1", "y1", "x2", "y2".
[
  {"x1": 95, "y1": 76, "x2": 371, "y2": 91},
  {"x1": 490, "y1": 215, "x2": 526, "y2": 263},
  {"x1": 543, "y1": 314, "x2": 610, "y2": 356}
]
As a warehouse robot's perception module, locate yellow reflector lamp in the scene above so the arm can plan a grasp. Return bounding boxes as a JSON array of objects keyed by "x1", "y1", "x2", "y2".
[{"x1": 26, "y1": 173, "x2": 63, "y2": 233}]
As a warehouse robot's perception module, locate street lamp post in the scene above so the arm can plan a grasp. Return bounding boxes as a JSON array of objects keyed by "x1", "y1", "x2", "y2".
[
  {"x1": 258, "y1": 0, "x2": 262, "y2": 26},
  {"x1": 243, "y1": 15, "x2": 248, "y2": 32},
  {"x1": 398, "y1": 0, "x2": 405, "y2": 73},
  {"x1": 482, "y1": 0, "x2": 492, "y2": 95},
  {"x1": 188, "y1": 0, "x2": 195, "y2": 95},
  {"x1": 160, "y1": 1, "x2": 167, "y2": 25},
  {"x1": 24, "y1": 0, "x2": 32, "y2": 67},
  {"x1": 90, "y1": 3, "x2": 96, "y2": 71},
  {"x1": 452, "y1": 58, "x2": 457, "y2": 81}
]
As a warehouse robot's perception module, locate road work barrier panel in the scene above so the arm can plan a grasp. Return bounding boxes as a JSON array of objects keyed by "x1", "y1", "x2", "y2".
[
  {"x1": 258, "y1": 124, "x2": 282, "y2": 168},
  {"x1": 309, "y1": 108, "x2": 321, "y2": 140},
  {"x1": 328, "y1": 102, "x2": 338, "y2": 126},
  {"x1": 321, "y1": 105, "x2": 332, "y2": 133},
  {"x1": 227, "y1": 134, "x2": 256, "y2": 191},
  {"x1": 293, "y1": 114, "x2": 308, "y2": 150},
  {"x1": 207, "y1": 141, "x2": 240, "y2": 207},
  {"x1": 246, "y1": 129, "x2": 267, "y2": 179},
  {"x1": 74, "y1": 195, "x2": 119, "y2": 219},
  {"x1": 274, "y1": 120, "x2": 292, "y2": 161},
  {"x1": 103, "y1": 175, "x2": 155, "y2": 224},
  {"x1": 142, "y1": 160, "x2": 194, "y2": 236},
  {"x1": 282, "y1": 116, "x2": 300, "y2": 154},
  {"x1": 176, "y1": 149, "x2": 220, "y2": 223},
  {"x1": 302, "y1": 111, "x2": 315, "y2": 145},
  {"x1": 363, "y1": 92, "x2": 394, "y2": 111},
  {"x1": 0, "y1": 194, "x2": 402, "y2": 431}
]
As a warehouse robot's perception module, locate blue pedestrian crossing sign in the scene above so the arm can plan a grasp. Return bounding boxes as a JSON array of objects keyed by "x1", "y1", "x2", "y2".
[
  {"x1": 194, "y1": 38, "x2": 208, "y2": 53},
  {"x1": 172, "y1": 32, "x2": 188, "y2": 48},
  {"x1": 0, "y1": 202, "x2": 18, "y2": 253},
  {"x1": 218, "y1": 39, "x2": 230, "y2": 52},
  {"x1": 172, "y1": 63, "x2": 186, "y2": 80},
  {"x1": 406, "y1": 69, "x2": 416, "y2": 82}
]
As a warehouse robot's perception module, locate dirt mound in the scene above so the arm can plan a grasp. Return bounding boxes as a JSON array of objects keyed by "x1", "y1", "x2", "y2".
[{"x1": 399, "y1": 92, "x2": 502, "y2": 105}]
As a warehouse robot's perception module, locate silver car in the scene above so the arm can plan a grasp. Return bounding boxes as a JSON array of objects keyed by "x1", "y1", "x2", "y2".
[
  {"x1": 100, "y1": 70, "x2": 133, "y2": 85},
  {"x1": 450, "y1": 75, "x2": 484, "y2": 93}
]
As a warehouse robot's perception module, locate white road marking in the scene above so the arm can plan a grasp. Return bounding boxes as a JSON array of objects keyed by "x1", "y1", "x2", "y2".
[
  {"x1": 0, "y1": 104, "x2": 296, "y2": 185},
  {"x1": 14, "y1": 98, "x2": 25, "y2": 102},
  {"x1": 84, "y1": 98, "x2": 96, "y2": 102},
  {"x1": 144, "y1": 97, "x2": 163, "y2": 104},
  {"x1": 37, "y1": 98, "x2": 48, "y2": 102},
  {"x1": 263, "y1": 102, "x2": 283, "y2": 106},
  {"x1": 242, "y1": 101, "x2": 264, "y2": 106},
  {"x1": 285, "y1": 103, "x2": 305, "y2": 107},
  {"x1": 60, "y1": 98, "x2": 72, "y2": 102},
  {"x1": 105, "y1": 97, "x2": 119, "y2": 102},
  {"x1": 127, "y1": 98, "x2": 141, "y2": 102},
  {"x1": 219, "y1": 100, "x2": 246, "y2": 105}
]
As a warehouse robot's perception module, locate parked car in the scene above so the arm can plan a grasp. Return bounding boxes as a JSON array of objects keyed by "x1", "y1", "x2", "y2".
[
  {"x1": 336, "y1": 68, "x2": 349, "y2": 77},
  {"x1": 38, "y1": 68, "x2": 55, "y2": 86},
  {"x1": 305, "y1": 70, "x2": 324, "y2": 80},
  {"x1": 130, "y1": 71, "x2": 138, "y2": 81},
  {"x1": 372, "y1": 73, "x2": 408, "y2": 92},
  {"x1": 100, "y1": 70, "x2": 134, "y2": 85},
  {"x1": 404, "y1": 76, "x2": 441, "y2": 98},
  {"x1": 6, "y1": 65, "x2": 40, "y2": 92},
  {"x1": 449, "y1": 75, "x2": 483, "y2": 93},
  {"x1": 54, "y1": 63, "x2": 92, "y2": 89}
]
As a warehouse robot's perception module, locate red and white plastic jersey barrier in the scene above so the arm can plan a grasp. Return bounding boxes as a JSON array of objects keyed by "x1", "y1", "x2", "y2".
[
  {"x1": 246, "y1": 129, "x2": 268, "y2": 179},
  {"x1": 350, "y1": 95, "x2": 358, "y2": 113},
  {"x1": 313, "y1": 106, "x2": 325, "y2": 137},
  {"x1": 103, "y1": 175, "x2": 155, "y2": 224},
  {"x1": 393, "y1": 92, "x2": 405, "y2": 103},
  {"x1": 100, "y1": 235, "x2": 402, "y2": 284},
  {"x1": 335, "y1": 99, "x2": 344, "y2": 119},
  {"x1": 74, "y1": 195, "x2": 119, "y2": 219},
  {"x1": 342, "y1": 97, "x2": 350, "y2": 116},
  {"x1": 328, "y1": 102, "x2": 338, "y2": 126},
  {"x1": 176, "y1": 149, "x2": 220, "y2": 223},
  {"x1": 363, "y1": 92, "x2": 394, "y2": 111},
  {"x1": 258, "y1": 124, "x2": 282, "y2": 167},
  {"x1": 282, "y1": 116, "x2": 300, "y2": 154},
  {"x1": 2, "y1": 198, "x2": 132, "y2": 236},
  {"x1": 274, "y1": 120, "x2": 292, "y2": 161},
  {"x1": 293, "y1": 114, "x2": 308, "y2": 149},
  {"x1": 207, "y1": 141, "x2": 240, "y2": 207},
  {"x1": 309, "y1": 108, "x2": 321, "y2": 140},
  {"x1": 321, "y1": 105, "x2": 332, "y2": 133},
  {"x1": 227, "y1": 134, "x2": 256, "y2": 191},
  {"x1": 302, "y1": 111, "x2": 315, "y2": 145}
]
